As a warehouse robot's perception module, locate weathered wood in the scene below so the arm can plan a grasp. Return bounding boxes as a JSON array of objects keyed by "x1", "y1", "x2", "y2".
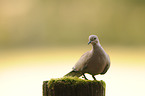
[{"x1": 43, "y1": 77, "x2": 106, "y2": 96}]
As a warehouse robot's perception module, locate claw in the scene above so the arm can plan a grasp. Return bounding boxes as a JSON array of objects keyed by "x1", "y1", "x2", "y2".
[
  {"x1": 92, "y1": 75, "x2": 96, "y2": 80},
  {"x1": 83, "y1": 74, "x2": 88, "y2": 80}
]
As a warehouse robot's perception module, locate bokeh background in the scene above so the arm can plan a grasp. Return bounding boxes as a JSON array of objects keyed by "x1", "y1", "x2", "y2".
[{"x1": 0, "y1": 0, "x2": 145, "y2": 96}]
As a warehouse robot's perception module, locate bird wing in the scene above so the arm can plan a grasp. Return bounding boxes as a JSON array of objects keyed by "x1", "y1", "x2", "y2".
[
  {"x1": 73, "y1": 51, "x2": 92, "y2": 72},
  {"x1": 100, "y1": 54, "x2": 110, "y2": 74}
]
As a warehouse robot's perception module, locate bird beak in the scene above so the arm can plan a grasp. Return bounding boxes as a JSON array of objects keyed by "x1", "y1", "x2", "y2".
[{"x1": 88, "y1": 41, "x2": 92, "y2": 45}]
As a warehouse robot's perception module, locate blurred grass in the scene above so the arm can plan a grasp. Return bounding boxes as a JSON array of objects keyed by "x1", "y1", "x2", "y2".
[
  {"x1": 0, "y1": 46, "x2": 145, "y2": 70},
  {"x1": 0, "y1": 0, "x2": 145, "y2": 48}
]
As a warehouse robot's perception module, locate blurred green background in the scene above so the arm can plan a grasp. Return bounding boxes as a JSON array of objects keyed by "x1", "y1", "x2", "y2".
[
  {"x1": 0, "y1": 0, "x2": 145, "y2": 96},
  {"x1": 0, "y1": 0, "x2": 145, "y2": 48}
]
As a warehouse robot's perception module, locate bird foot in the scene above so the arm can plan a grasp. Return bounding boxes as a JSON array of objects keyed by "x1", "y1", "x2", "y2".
[
  {"x1": 82, "y1": 74, "x2": 88, "y2": 80},
  {"x1": 92, "y1": 75, "x2": 97, "y2": 80}
]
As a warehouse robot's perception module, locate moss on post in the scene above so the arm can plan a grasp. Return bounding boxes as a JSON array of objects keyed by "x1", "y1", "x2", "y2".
[{"x1": 43, "y1": 77, "x2": 106, "y2": 96}]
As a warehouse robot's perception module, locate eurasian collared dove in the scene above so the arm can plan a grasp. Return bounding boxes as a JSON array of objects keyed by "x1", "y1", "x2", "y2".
[{"x1": 64, "y1": 35, "x2": 110, "y2": 80}]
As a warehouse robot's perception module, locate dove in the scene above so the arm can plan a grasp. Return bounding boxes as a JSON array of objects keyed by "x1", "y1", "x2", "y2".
[{"x1": 64, "y1": 35, "x2": 110, "y2": 80}]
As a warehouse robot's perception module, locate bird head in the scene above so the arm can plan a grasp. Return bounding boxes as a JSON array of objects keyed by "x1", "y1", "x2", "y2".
[{"x1": 88, "y1": 35, "x2": 99, "y2": 45}]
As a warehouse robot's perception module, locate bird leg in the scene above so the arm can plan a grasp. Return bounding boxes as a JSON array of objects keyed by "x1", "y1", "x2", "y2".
[
  {"x1": 92, "y1": 75, "x2": 96, "y2": 80},
  {"x1": 82, "y1": 74, "x2": 88, "y2": 80}
]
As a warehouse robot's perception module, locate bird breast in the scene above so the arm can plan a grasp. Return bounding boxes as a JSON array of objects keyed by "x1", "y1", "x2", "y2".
[{"x1": 84, "y1": 50, "x2": 108, "y2": 75}]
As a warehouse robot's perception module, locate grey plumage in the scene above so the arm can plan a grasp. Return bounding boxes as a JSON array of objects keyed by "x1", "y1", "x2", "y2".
[{"x1": 64, "y1": 35, "x2": 110, "y2": 80}]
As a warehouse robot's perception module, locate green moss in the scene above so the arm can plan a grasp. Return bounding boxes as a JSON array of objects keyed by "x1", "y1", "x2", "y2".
[
  {"x1": 47, "y1": 77, "x2": 106, "y2": 89},
  {"x1": 100, "y1": 80, "x2": 106, "y2": 89}
]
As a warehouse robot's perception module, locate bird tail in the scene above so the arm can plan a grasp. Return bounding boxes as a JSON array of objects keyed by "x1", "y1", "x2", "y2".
[{"x1": 64, "y1": 70, "x2": 82, "y2": 77}]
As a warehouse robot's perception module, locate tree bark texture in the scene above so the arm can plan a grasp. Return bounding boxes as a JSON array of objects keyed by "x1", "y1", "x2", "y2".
[{"x1": 43, "y1": 78, "x2": 105, "y2": 96}]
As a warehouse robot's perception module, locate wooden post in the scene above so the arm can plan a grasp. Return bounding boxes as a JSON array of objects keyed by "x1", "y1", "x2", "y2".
[{"x1": 43, "y1": 77, "x2": 106, "y2": 96}]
